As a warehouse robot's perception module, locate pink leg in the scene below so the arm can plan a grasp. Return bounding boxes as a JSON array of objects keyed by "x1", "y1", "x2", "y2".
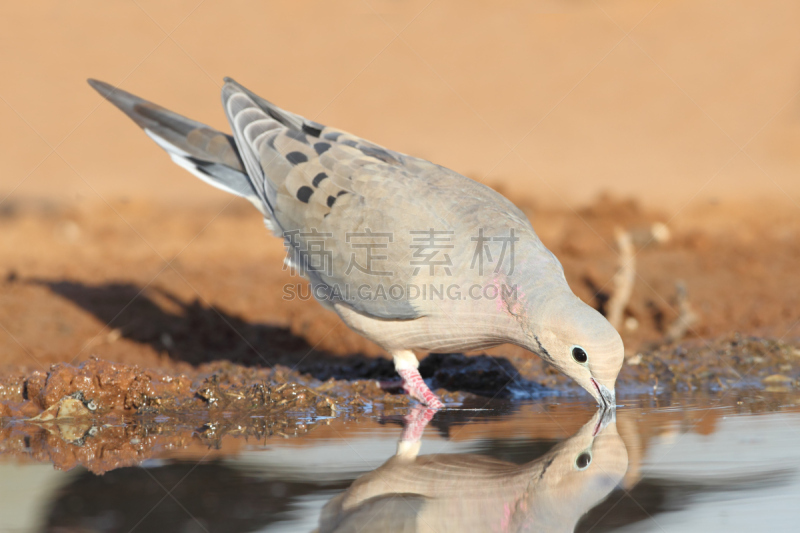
[
  {"x1": 398, "y1": 368, "x2": 444, "y2": 409},
  {"x1": 401, "y1": 405, "x2": 437, "y2": 442}
]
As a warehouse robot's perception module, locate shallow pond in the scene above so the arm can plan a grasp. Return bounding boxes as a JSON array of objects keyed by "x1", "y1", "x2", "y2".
[{"x1": 1, "y1": 391, "x2": 799, "y2": 532}]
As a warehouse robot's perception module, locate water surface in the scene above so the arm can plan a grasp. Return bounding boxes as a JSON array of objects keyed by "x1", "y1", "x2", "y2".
[{"x1": 2, "y1": 392, "x2": 799, "y2": 532}]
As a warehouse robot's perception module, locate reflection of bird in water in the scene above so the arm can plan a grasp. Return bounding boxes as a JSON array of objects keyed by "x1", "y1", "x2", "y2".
[{"x1": 318, "y1": 408, "x2": 628, "y2": 533}]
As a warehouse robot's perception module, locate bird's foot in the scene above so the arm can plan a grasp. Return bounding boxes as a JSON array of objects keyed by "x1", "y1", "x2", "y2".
[
  {"x1": 398, "y1": 368, "x2": 444, "y2": 409},
  {"x1": 400, "y1": 404, "x2": 437, "y2": 443}
]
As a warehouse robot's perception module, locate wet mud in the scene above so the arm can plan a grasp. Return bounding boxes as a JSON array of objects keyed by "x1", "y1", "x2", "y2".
[
  {"x1": 1, "y1": 332, "x2": 799, "y2": 475},
  {"x1": 621, "y1": 334, "x2": 800, "y2": 393},
  {"x1": 0, "y1": 357, "x2": 444, "y2": 474}
]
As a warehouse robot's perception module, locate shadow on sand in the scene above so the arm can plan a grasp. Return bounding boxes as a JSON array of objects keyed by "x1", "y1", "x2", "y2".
[{"x1": 37, "y1": 280, "x2": 544, "y2": 398}]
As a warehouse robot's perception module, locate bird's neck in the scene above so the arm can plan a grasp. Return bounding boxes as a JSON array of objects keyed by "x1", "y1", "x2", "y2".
[{"x1": 498, "y1": 255, "x2": 575, "y2": 353}]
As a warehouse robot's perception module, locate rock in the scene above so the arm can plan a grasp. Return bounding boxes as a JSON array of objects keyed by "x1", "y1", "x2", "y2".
[{"x1": 30, "y1": 397, "x2": 92, "y2": 421}]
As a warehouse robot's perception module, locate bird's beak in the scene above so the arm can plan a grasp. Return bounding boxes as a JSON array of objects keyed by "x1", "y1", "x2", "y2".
[
  {"x1": 591, "y1": 405, "x2": 617, "y2": 436},
  {"x1": 590, "y1": 378, "x2": 616, "y2": 411}
]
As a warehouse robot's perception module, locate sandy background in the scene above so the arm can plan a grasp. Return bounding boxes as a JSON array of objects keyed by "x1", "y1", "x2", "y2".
[
  {"x1": 2, "y1": 0, "x2": 800, "y2": 208},
  {"x1": 1, "y1": 0, "x2": 799, "y2": 372}
]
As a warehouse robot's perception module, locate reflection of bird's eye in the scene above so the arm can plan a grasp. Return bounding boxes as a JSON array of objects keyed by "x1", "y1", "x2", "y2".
[
  {"x1": 571, "y1": 346, "x2": 588, "y2": 364},
  {"x1": 575, "y1": 452, "x2": 592, "y2": 470}
]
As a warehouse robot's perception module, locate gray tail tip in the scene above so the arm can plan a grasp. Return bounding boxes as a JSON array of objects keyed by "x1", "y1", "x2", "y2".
[
  {"x1": 87, "y1": 78, "x2": 114, "y2": 97},
  {"x1": 223, "y1": 77, "x2": 246, "y2": 91}
]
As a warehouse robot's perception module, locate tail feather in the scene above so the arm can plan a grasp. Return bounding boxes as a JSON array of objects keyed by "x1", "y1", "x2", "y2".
[
  {"x1": 87, "y1": 79, "x2": 265, "y2": 212},
  {"x1": 220, "y1": 81, "x2": 284, "y2": 214},
  {"x1": 222, "y1": 76, "x2": 306, "y2": 131}
]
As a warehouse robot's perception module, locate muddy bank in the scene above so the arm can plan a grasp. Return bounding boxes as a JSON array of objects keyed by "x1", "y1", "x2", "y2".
[
  {"x1": 1, "y1": 334, "x2": 799, "y2": 421},
  {"x1": 0, "y1": 357, "x2": 404, "y2": 418},
  {"x1": 1, "y1": 333, "x2": 799, "y2": 474},
  {"x1": 621, "y1": 334, "x2": 800, "y2": 393},
  {"x1": 0, "y1": 357, "x2": 428, "y2": 474}
]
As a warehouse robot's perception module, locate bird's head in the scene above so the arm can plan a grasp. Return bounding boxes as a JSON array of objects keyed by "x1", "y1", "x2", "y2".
[
  {"x1": 525, "y1": 408, "x2": 628, "y2": 529},
  {"x1": 523, "y1": 292, "x2": 624, "y2": 409}
]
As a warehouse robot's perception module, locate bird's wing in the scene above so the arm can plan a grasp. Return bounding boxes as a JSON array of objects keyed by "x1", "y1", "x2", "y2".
[
  {"x1": 90, "y1": 78, "x2": 535, "y2": 321},
  {"x1": 221, "y1": 78, "x2": 478, "y2": 320}
]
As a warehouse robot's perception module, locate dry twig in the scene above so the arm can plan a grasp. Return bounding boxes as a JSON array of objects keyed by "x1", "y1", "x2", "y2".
[
  {"x1": 665, "y1": 280, "x2": 699, "y2": 342},
  {"x1": 607, "y1": 227, "x2": 635, "y2": 330}
]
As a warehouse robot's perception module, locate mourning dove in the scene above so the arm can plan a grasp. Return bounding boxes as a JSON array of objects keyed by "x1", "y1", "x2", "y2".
[
  {"x1": 317, "y1": 408, "x2": 628, "y2": 532},
  {"x1": 88, "y1": 78, "x2": 623, "y2": 409}
]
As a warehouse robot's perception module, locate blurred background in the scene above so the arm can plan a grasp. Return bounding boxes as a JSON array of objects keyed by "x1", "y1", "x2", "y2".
[
  {"x1": 3, "y1": 0, "x2": 800, "y2": 207},
  {"x1": 1, "y1": 0, "x2": 799, "y2": 371}
]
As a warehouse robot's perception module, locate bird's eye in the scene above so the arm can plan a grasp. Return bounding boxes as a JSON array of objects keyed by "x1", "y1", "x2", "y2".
[
  {"x1": 571, "y1": 346, "x2": 588, "y2": 364},
  {"x1": 575, "y1": 451, "x2": 592, "y2": 470}
]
